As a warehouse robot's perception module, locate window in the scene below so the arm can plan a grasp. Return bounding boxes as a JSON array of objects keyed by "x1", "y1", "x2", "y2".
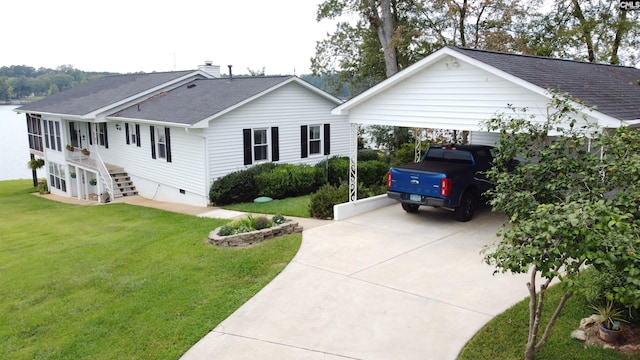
[
  {"x1": 69, "y1": 121, "x2": 82, "y2": 148},
  {"x1": 43, "y1": 119, "x2": 62, "y2": 151},
  {"x1": 126, "y1": 123, "x2": 140, "y2": 146},
  {"x1": 48, "y1": 161, "x2": 67, "y2": 192},
  {"x1": 150, "y1": 126, "x2": 172, "y2": 162},
  {"x1": 97, "y1": 123, "x2": 108, "y2": 148},
  {"x1": 253, "y1": 129, "x2": 268, "y2": 162},
  {"x1": 301, "y1": 124, "x2": 330, "y2": 158},
  {"x1": 309, "y1": 125, "x2": 322, "y2": 155},
  {"x1": 243, "y1": 127, "x2": 278, "y2": 165},
  {"x1": 26, "y1": 114, "x2": 43, "y2": 152}
]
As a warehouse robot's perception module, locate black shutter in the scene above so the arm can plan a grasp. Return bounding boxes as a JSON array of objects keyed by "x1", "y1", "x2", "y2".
[
  {"x1": 87, "y1": 123, "x2": 93, "y2": 145},
  {"x1": 103, "y1": 123, "x2": 109, "y2": 149},
  {"x1": 125, "y1": 123, "x2": 130, "y2": 145},
  {"x1": 300, "y1": 125, "x2": 308, "y2": 158},
  {"x1": 243, "y1": 129, "x2": 252, "y2": 165},
  {"x1": 150, "y1": 126, "x2": 156, "y2": 159},
  {"x1": 165, "y1": 127, "x2": 172, "y2": 163},
  {"x1": 271, "y1": 127, "x2": 279, "y2": 162},
  {"x1": 135, "y1": 124, "x2": 141, "y2": 147},
  {"x1": 324, "y1": 124, "x2": 330, "y2": 155}
]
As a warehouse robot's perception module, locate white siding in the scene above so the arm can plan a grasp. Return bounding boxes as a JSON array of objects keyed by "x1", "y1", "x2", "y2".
[
  {"x1": 204, "y1": 82, "x2": 350, "y2": 182},
  {"x1": 100, "y1": 123, "x2": 208, "y2": 205},
  {"x1": 347, "y1": 57, "x2": 561, "y2": 131}
]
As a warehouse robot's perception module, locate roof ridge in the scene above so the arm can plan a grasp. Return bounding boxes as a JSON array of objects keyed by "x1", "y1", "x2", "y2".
[{"x1": 449, "y1": 46, "x2": 639, "y2": 70}]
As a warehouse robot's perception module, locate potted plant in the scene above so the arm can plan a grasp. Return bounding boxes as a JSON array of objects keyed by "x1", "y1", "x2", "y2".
[
  {"x1": 89, "y1": 178, "x2": 97, "y2": 186},
  {"x1": 37, "y1": 179, "x2": 49, "y2": 194},
  {"x1": 81, "y1": 148, "x2": 90, "y2": 156},
  {"x1": 66, "y1": 144, "x2": 74, "y2": 152},
  {"x1": 70, "y1": 172, "x2": 77, "y2": 179},
  {"x1": 591, "y1": 301, "x2": 628, "y2": 343}
]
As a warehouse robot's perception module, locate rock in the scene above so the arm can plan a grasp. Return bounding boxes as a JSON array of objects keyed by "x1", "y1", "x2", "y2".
[
  {"x1": 580, "y1": 315, "x2": 599, "y2": 330},
  {"x1": 620, "y1": 344, "x2": 640, "y2": 352},
  {"x1": 571, "y1": 330, "x2": 587, "y2": 341},
  {"x1": 603, "y1": 343, "x2": 616, "y2": 350}
]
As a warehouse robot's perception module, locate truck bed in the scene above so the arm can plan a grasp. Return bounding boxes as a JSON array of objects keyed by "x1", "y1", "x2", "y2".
[{"x1": 391, "y1": 161, "x2": 471, "y2": 175}]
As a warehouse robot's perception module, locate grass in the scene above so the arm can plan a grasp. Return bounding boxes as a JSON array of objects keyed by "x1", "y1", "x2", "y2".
[
  {"x1": 0, "y1": 180, "x2": 301, "y2": 359},
  {"x1": 222, "y1": 195, "x2": 311, "y2": 218},
  {"x1": 458, "y1": 283, "x2": 640, "y2": 360}
]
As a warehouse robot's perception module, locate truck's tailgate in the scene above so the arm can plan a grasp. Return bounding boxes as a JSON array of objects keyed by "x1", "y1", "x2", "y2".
[{"x1": 389, "y1": 162, "x2": 470, "y2": 198}]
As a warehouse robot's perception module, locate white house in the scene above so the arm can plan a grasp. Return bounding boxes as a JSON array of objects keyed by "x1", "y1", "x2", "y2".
[
  {"x1": 331, "y1": 46, "x2": 640, "y2": 219},
  {"x1": 17, "y1": 66, "x2": 350, "y2": 207}
]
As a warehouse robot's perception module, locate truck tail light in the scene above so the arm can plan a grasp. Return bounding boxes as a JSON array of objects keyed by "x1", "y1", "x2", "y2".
[
  {"x1": 387, "y1": 171, "x2": 392, "y2": 188},
  {"x1": 440, "y1": 178, "x2": 451, "y2": 197}
]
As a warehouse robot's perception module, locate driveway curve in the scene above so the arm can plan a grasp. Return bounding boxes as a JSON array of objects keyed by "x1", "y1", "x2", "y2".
[{"x1": 181, "y1": 204, "x2": 533, "y2": 360}]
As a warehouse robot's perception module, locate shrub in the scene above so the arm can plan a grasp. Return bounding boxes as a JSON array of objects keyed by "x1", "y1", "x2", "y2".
[
  {"x1": 357, "y1": 149, "x2": 380, "y2": 161},
  {"x1": 272, "y1": 214, "x2": 286, "y2": 225},
  {"x1": 357, "y1": 160, "x2": 389, "y2": 187},
  {"x1": 316, "y1": 156, "x2": 349, "y2": 186},
  {"x1": 209, "y1": 163, "x2": 276, "y2": 205},
  {"x1": 255, "y1": 164, "x2": 322, "y2": 199},
  {"x1": 218, "y1": 224, "x2": 236, "y2": 236},
  {"x1": 254, "y1": 216, "x2": 271, "y2": 230},
  {"x1": 309, "y1": 183, "x2": 349, "y2": 219}
]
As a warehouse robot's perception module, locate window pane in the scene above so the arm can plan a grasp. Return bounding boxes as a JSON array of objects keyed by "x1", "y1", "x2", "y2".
[
  {"x1": 310, "y1": 126, "x2": 321, "y2": 140},
  {"x1": 254, "y1": 129, "x2": 267, "y2": 145},
  {"x1": 310, "y1": 140, "x2": 321, "y2": 154},
  {"x1": 158, "y1": 144, "x2": 166, "y2": 159},
  {"x1": 254, "y1": 145, "x2": 267, "y2": 161}
]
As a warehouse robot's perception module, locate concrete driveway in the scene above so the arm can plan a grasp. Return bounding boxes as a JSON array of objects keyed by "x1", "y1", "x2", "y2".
[{"x1": 181, "y1": 204, "x2": 532, "y2": 360}]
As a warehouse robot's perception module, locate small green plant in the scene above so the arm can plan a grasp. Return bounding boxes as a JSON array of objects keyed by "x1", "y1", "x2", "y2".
[
  {"x1": 218, "y1": 224, "x2": 235, "y2": 236},
  {"x1": 66, "y1": 144, "x2": 74, "y2": 151},
  {"x1": 71, "y1": 172, "x2": 77, "y2": 179},
  {"x1": 254, "y1": 216, "x2": 271, "y2": 230},
  {"x1": 272, "y1": 214, "x2": 286, "y2": 225},
  {"x1": 27, "y1": 158, "x2": 45, "y2": 171},
  {"x1": 89, "y1": 178, "x2": 97, "y2": 186},
  {"x1": 37, "y1": 179, "x2": 48, "y2": 194},
  {"x1": 590, "y1": 301, "x2": 628, "y2": 330}
]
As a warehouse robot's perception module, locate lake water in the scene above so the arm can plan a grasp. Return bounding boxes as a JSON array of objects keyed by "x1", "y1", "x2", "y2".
[{"x1": 0, "y1": 105, "x2": 34, "y2": 180}]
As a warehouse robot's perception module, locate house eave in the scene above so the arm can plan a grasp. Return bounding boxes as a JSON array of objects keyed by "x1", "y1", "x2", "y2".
[{"x1": 105, "y1": 115, "x2": 193, "y2": 128}]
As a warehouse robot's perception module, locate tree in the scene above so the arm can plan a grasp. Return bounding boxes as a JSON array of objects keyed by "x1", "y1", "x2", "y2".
[
  {"x1": 524, "y1": 1, "x2": 640, "y2": 65},
  {"x1": 483, "y1": 93, "x2": 640, "y2": 359}
]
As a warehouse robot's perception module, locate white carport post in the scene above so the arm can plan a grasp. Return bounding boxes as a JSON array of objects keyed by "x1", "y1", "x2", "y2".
[{"x1": 349, "y1": 123, "x2": 359, "y2": 202}]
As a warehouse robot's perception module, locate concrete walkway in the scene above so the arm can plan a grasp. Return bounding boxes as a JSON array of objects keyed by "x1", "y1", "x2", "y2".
[
  {"x1": 181, "y1": 204, "x2": 533, "y2": 360},
  {"x1": 39, "y1": 193, "x2": 531, "y2": 359}
]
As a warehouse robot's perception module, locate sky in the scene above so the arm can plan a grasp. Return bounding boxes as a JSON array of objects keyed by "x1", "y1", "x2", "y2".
[{"x1": 2, "y1": 0, "x2": 341, "y2": 75}]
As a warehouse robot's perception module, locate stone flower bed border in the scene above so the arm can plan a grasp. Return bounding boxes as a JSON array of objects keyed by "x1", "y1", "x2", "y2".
[{"x1": 208, "y1": 219, "x2": 303, "y2": 247}]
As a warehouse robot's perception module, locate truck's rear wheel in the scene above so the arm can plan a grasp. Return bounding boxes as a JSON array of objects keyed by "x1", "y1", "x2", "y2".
[
  {"x1": 454, "y1": 190, "x2": 476, "y2": 222},
  {"x1": 402, "y1": 203, "x2": 419, "y2": 213}
]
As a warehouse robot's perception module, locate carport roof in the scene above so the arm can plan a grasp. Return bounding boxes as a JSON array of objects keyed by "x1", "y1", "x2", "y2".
[
  {"x1": 453, "y1": 47, "x2": 640, "y2": 121},
  {"x1": 333, "y1": 46, "x2": 640, "y2": 122}
]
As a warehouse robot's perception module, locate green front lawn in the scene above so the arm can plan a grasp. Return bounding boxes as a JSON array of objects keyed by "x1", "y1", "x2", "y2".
[
  {"x1": 0, "y1": 180, "x2": 301, "y2": 359},
  {"x1": 458, "y1": 284, "x2": 640, "y2": 360},
  {"x1": 222, "y1": 195, "x2": 311, "y2": 218}
]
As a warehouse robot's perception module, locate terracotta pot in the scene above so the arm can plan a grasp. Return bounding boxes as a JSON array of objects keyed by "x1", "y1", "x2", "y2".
[{"x1": 599, "y1": 323, "x2": 621, "y2": 343}]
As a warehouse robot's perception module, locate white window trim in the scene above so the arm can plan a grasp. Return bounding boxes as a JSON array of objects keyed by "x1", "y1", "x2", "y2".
[
  {"x1": 308, "y1": 124, "x2": 323, "y2": 156},
  {"x1": 253, "y1": 128, "x2": 270, "y2": 163}
]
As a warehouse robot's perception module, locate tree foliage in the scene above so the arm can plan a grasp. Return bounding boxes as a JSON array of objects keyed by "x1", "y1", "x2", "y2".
[
  {"x1": 0, "y1": 65, "x2": 115, "y2": 101},
  {"x1": 483, "y1": 93, "x2": 640, "y2": 359},
  {"x1": 312, "y1": 0, "x2": 640, "y2": 97}
]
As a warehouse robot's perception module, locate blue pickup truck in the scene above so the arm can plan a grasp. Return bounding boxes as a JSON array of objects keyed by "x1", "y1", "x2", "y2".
[{"x1": 387, "y1": 145, "x2": 496, "y2": 222}]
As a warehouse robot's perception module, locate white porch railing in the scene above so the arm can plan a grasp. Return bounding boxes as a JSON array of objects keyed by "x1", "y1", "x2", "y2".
[{"x1": 95, "y1": 151, "x2": 114, "y2": 202}]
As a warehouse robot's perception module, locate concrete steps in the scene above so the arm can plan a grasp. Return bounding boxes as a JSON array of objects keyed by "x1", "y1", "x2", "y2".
[{"x1": 109, "y1": 169, "x2": 138, "y2": 198}]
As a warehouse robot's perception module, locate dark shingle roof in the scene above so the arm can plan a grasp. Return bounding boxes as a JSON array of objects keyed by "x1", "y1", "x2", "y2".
[
  {"x1": 16, "y1": 71, "x2": 196, "y2": 116},
  {"x1": 450, "y1": 47, "x2": 640, "y2": 120},
  {"x1": 111, "y1": 76, "x2": 295, "y2": 125}
]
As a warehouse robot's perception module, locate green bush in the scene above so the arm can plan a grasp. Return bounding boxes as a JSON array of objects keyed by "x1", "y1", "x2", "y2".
[
  {"x1": 255, "y1": 164, "x2": 322, "y2": 199},
  {"x1": 209, "y1": 163, "x2": 276, "y2": 205},
  {"x1": 309, "y1": 183, "x2": 349, "y2": 219},
  {"x1": 254, "y1": 216, "x2": 271, "y2": 230},
  {"x1": 357, "y1": 160, "x2": 390, "y2": 187},
  {"x1": 272, "y1": 214, "x2": 286, "y2": 225},
  {"x1": 218, "y1": 224, "x2": 236, "y2": 236},
  {"x1": 316, "y1": 156, "x2": 349, "y2": 186},
  {"x1": 358, "y1": 149, "x2": 380, "y2": 161}
]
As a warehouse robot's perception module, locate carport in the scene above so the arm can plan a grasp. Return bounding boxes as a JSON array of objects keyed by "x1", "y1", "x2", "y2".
[{"x1": 330, "y1": 46, "x2": 640, "y2": 220}]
